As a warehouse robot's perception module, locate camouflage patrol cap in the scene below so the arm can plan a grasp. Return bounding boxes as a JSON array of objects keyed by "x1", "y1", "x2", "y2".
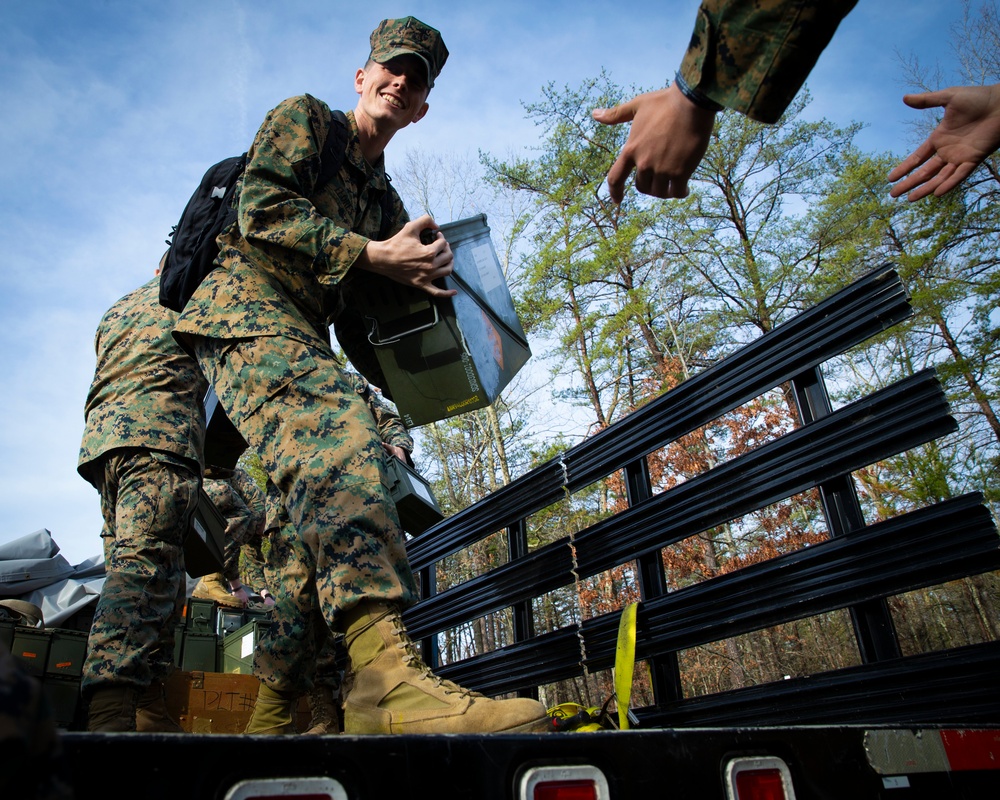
[{"x1": 369, "y1": 16, "x2": 448, "y2": 88}]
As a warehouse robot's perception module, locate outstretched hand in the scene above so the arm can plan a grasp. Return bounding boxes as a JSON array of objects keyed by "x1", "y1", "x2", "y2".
[
  {"x1": 358, "y1": 215, "x2": 457, "y2": 298},
  {"x1": 888, "y1": 83, "x2": 1000, "y2": 202},
  {"x1": 593, "y1": 83, "x2": 718, "y2": 203}
]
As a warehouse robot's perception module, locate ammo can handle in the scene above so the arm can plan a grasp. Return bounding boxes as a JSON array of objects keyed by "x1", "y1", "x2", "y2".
[{"x1": 366, "y1": 303, "x2": 440, "y2": 346}]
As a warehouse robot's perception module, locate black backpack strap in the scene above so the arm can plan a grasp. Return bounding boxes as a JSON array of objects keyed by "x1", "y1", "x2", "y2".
[
  {"x1": 378, "y1": 173, "x2": 395, "y2": 240},
  {"x1": 317, "y1": 109, "x2": 350, "y2": 189}
]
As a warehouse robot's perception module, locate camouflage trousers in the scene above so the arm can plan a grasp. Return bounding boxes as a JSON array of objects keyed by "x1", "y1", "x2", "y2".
[
  {"x1": 260, "y1": 497, "x2": 346, "y2": 693},
  {"x1": 81, "y1": 448, "x2": 198, "y2": 694},
  {"x1": 190, "y1": 334, "x2": 415, "y2": 694},
  {"x1": 203, "y1": 474, "x2": 264, "y2": 583}
]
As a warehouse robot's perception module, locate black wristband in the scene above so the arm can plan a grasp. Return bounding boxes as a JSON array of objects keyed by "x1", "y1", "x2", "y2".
[{"x1": 674, "y1": 72, "x2": 724, "y2": 112}]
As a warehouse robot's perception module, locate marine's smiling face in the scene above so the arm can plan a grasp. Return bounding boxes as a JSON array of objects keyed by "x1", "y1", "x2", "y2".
[{"x1": 355, "y1": 54, "x2": 430, "y2": 133}]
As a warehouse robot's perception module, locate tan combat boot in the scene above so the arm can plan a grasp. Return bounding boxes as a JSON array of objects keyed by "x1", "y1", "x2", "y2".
[
  {"x1": 340, "y1": 601, "x2": 549, "y2": 735},
  {"x1": 136, "y1": 679, "x2": 184, "y2": 733},
  {"x1": 87, "y1": 685, "x2": 140, "y2": 732},
  {"x1": 303, "y1": 684, "x2": 341, "y2": 735},
  {"x1": 244, "y1": 682, "x2": 298, "y2": 735},
  {"x1": 191, "y1": 573, "x2": 244, "y2": 608}
]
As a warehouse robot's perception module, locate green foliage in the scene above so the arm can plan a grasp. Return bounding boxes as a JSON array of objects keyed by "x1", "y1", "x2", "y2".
[
  {"x1": 398, "y1": 22, "x2": 1000, "y2": 704},
  {"x1": 237, "y1": 449, "x2": 267, "y2": 492}
]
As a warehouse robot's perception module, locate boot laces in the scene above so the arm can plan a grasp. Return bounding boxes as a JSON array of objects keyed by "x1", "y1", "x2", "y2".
[{"x1": 390, "y1": 621, "x2": 483, "y2": 698}]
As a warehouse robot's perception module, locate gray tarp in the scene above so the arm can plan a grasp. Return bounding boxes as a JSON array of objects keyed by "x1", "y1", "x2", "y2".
[
  {"x1": 0, "y1": 530, "x2": 104, "y2": 628},
  {"x1": 0, "y1": 529, "x2": 202, "y2": 629}
]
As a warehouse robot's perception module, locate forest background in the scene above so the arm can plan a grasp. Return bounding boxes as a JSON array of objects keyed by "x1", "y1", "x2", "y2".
[{"x1": 349, "y1": 2, "x2": 1000, "y2": 705}]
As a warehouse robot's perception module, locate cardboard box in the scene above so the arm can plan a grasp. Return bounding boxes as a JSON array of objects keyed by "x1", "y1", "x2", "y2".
[
  {"x1": 184, "y1": 488, "x2": 227, "y2": 578},
  {"x1": 386, "y1": 457, "x2": 444, "y2": 534},
  {"x1": 354, "y1": 214, "x2": 531, "y2": 427},
  {"x1": 163, "y1": 670, "x2": 311, "y2": 734}
]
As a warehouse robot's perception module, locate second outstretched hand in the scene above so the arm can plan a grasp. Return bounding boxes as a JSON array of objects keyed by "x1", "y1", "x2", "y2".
[
  {"x1": 357, "y1": 215, "x2": 458, "y2": 298},
  {"x1": 593, "y1": 83, "x2": 718, "y2": 203},
  {"x1": 888, "y1": 83, "x2": 1000, "y2": 202}
]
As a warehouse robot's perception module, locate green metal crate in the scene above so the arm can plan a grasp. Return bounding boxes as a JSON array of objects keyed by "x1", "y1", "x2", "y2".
[
  {"x1": 45, "y1": 628, "x2": 89, "y2": 678},
  {"x1": 217, "y1": 608, "x2": 246, "y2": 637},
  {"x1": 179, "y1": 632, "x2": 220, "y2": 672},
  {"x1": 11, "y1": 627, "x2": 50, "y2": 677},
  {"x1": 185, "y1": 598, "x2": 217, "y2": 635},
  {"x1": 41, "y1": 674, "x2": 82, "y2": 729},
  {"x1": 385, "y1": 457, "x2": 444, "y2": 534},
  {"x1": 244, "y1": 607, "x2": 272, "y2": 624},
  {"x1": 220, "y1": 620, "x2": 267, "y2": 674},
  {"x1": 353, "y1": 214, "x2": 531, "y2": 428},
  {"x1": 0, "y1": 619, "x2": 15, "y2": 653}
]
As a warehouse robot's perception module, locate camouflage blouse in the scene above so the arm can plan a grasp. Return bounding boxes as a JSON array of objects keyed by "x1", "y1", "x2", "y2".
[
  {"x1": 174, "y1": 94, "x2": 407, "y2": 353},
  {"x1": 78, "y1": 277, "x2": 207, "y2": 481},
  {"x1": 678, "y1": 0, "x2": 858, "y2": 123}
]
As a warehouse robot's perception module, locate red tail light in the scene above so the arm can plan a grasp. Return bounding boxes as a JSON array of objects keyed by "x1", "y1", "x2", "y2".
[
  {"x1": 519, "y1": 766, "x2": 610, "y2": 800},
  {"x1": 726, "y1": 757, "x2": 796, "y2": 800},
  {"x1": 534, "y1": 779, "x2": 599, "y2": 800}
]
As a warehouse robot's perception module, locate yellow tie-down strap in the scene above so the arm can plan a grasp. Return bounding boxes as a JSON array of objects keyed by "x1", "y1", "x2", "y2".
[
  {"x1": 615, "y1": 601, "x2": 637, "y2": 730},
  {"x1": 546, "y1": 602, "x2": 639, "y2": 732}
]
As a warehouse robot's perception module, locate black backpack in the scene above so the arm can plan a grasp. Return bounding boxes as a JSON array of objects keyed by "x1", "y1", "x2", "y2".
[{"x1": 159, "y1": 108, "x2": 393, "y2": 312}]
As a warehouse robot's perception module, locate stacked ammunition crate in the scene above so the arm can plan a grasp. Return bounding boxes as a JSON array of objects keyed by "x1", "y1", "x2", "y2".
[
  {"x1": 4, "y1": 620, "x2": 89, "y2": 729},
  {"x1": 175, "y1": 598, "x2": 272, "y2": 674}
]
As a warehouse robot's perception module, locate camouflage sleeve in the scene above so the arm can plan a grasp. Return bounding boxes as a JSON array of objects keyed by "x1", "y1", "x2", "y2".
[
  {"x1": 228, "y1": 468, "x2": 266, "y2": 544},
  {"x1": 238, "y1": 94, "x2": 369, "y2": 285},
  {"x1": 677, "y1": 0, "x2": 858, "y2": 124},
  {"x1": 227, "y1": 468, "x2": 268, "y2": 590},
  {"x1": 240, "y1": 537, "x2": 268, "y2": 594},
  {"x1": 348, "y1": 372, "x2": 413, "y2": 453},
  {"x1": 370, "y1": 389, "x2": 413, "y2": 454},
  {"x1": 264, "y1": 477, "x2": 282, "y2": 533}
]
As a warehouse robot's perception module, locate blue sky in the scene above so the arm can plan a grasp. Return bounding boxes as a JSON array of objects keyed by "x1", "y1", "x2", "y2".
[{"x1": 0, "y1": 0, "x2": 970, "y2": 566}]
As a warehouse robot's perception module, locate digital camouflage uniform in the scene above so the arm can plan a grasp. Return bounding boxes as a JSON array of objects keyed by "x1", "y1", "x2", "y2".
[
  {"x1": 78, "y1": 277, "x2": 207, "y2": 696},
  {"x1": 174, "y1": 95, "x2": 415, "y2": 695},
  {"x1": 203, "y1": 465, "x2": 267, "y2": 588},
  {"x1": 240, "y1": 522, "x2": 270, "y2": 598},
  {"x1": 258, "y1": 371, "x2": 414, "y2": 695},
  {"x1": 676, "y1": 0, "x2": 858, "y2": 123}
]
